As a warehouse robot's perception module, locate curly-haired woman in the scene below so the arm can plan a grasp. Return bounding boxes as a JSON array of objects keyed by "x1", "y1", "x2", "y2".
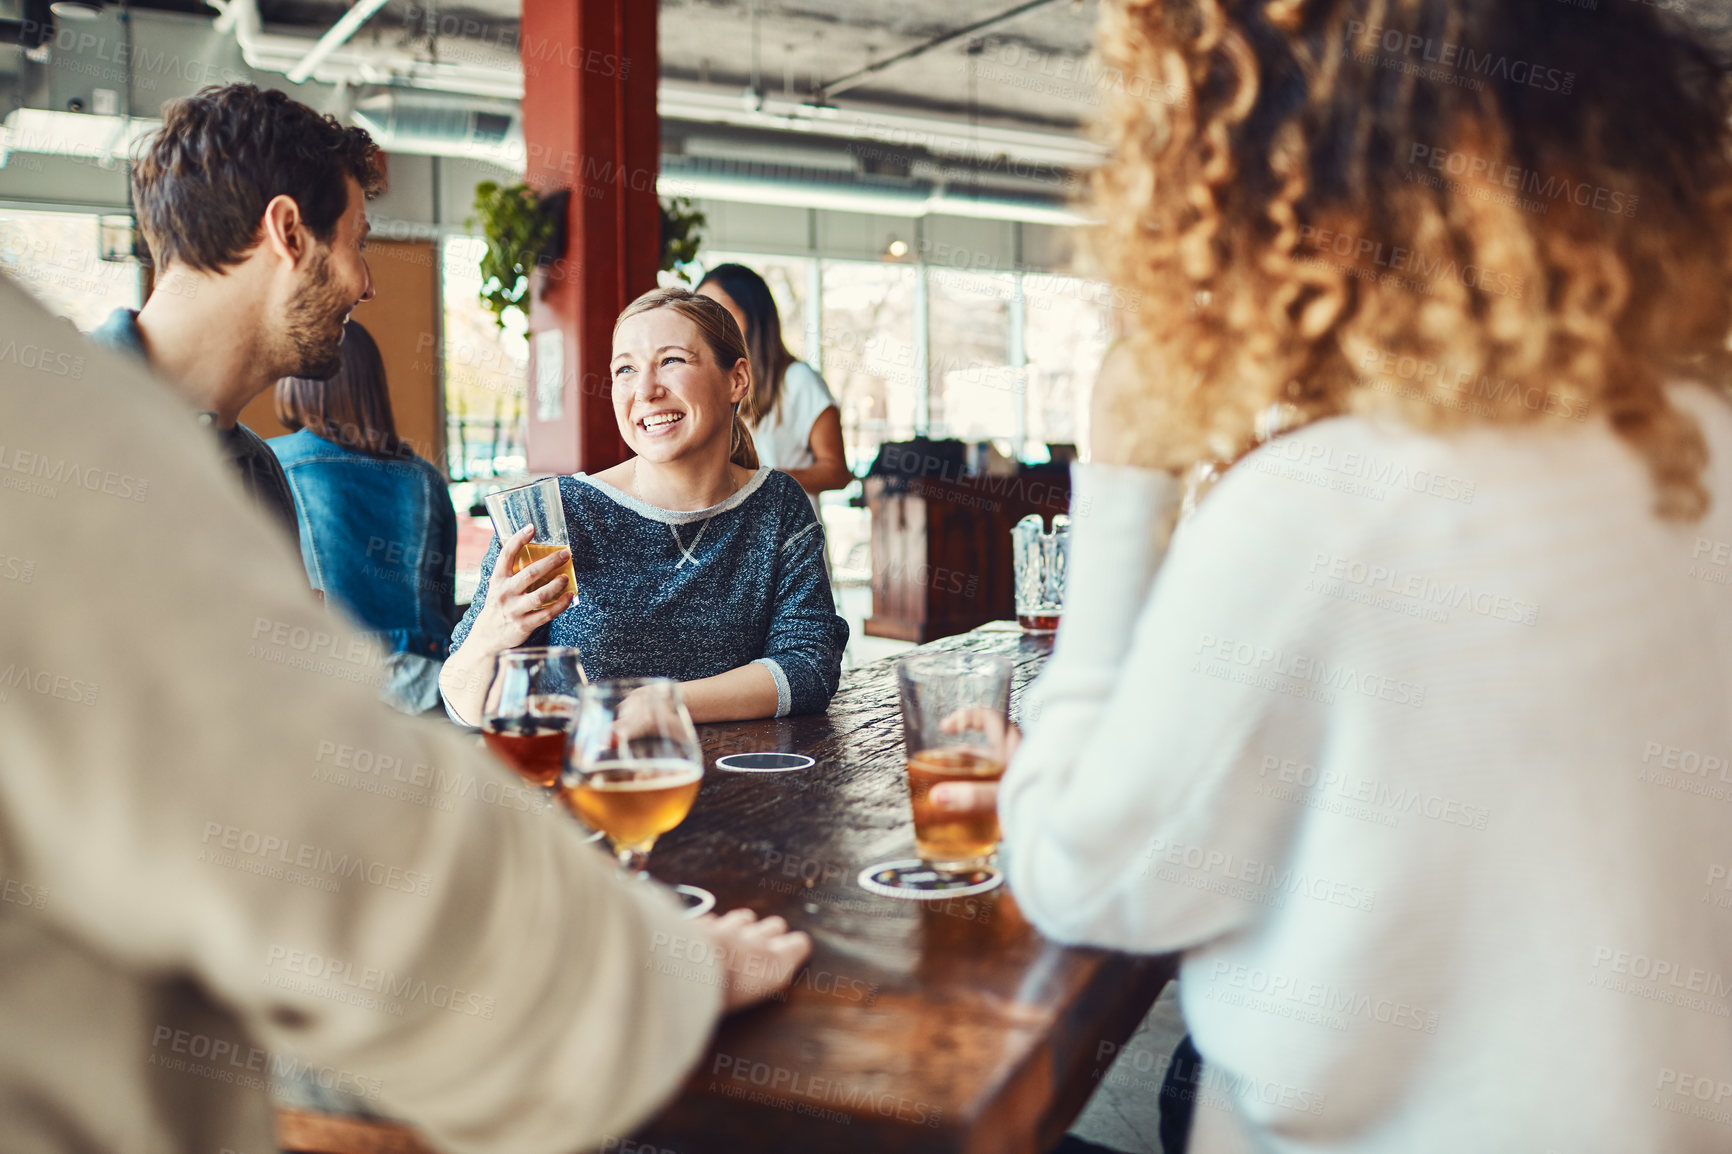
[{"x1": 1000, "y1": 2, "x2": 1732, "y2": 1151}]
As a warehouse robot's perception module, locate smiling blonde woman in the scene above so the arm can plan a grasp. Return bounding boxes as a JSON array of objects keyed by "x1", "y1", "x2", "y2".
[{"x1": 441, "y1": 288, "x2": 848, "y2": 726}]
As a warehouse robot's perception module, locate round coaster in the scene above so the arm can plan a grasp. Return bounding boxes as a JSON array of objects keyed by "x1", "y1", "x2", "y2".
[
  {"x1": 715, "y1": 752, "x2": 816, "y2": 773},
  {"x1": 857, "y1": 859, "x2": 1004, "y2": 900},
  {"x1": 674, "y1": 884, "x2": 717, "y2": 918}
]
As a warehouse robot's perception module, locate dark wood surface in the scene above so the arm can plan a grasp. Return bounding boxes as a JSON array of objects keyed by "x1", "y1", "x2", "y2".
[
  {"x1": 865, "y1": 472, "x2": 1071, "y2": 643},
  {"x1": 280, "y1": 626, "x2": 1176, "y2": 1154},
  {"x1": 632, "y1": 626, "x2": 1175, "y2": 1154}
]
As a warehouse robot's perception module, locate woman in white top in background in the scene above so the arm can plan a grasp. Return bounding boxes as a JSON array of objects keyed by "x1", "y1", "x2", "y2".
[
  {"x1": 993, "y1": 2, "x2": 1732, "y2": 1153},
  {"x1": 697, "y1": 263, "x2": 853, "y2": 519}
]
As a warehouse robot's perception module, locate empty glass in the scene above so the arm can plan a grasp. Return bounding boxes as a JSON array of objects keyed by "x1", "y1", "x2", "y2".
[{"x1": 1012, "y1": 513, "x2": 1070, "y2": 633}]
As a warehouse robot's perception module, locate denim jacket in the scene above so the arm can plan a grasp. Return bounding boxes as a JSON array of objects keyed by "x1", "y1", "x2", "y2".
[{"x1": 268, "y1": 429, "x2": 458, "y2": 661}]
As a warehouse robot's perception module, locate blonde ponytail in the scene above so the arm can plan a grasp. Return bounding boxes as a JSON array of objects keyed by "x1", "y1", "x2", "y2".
[{"x1": 729, "y1": 404, "x2": 760, "y2": 470}]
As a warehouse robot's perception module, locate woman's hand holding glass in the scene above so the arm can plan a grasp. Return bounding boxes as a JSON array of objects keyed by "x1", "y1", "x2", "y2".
[
  {"x1": 928, "y1": 710, "x2": 1022, "y2": 821},
  {"x1": 441, "y1": 524, "x2": 578, "y2": 725},
  {"x1": 471, "y1": 524, "x2": 576, "y2": 652}
]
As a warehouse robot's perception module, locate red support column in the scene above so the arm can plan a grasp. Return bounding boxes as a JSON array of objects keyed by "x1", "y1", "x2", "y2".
[{"x1": 520, "y1": 0, "x2": 659, "y2": 475}]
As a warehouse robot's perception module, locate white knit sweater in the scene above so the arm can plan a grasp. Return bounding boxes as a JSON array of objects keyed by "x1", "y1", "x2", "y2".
[{"x1": 1003, "y1": 386, "x2": 1732, "y2": 1152}]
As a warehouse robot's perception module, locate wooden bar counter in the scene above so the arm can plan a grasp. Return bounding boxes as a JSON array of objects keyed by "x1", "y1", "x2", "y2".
[
  {"x1": 864, "y1": 469, "x2": 1072, "y2": 644},
  {"x1": 280, "y1": 626, "x2": 1177, "y2": 1154}
]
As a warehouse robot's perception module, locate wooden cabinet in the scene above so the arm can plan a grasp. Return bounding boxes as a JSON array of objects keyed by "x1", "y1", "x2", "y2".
[{"x1": 863, "y1": 470, "x2": 1071, "y2": 643}]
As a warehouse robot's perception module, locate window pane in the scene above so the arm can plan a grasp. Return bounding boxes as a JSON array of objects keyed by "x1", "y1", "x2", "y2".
[
  {"x1": 820, "y1": 259, "x2": 919, "y2": 470},
  {"x1": 927, "y1": 267, "x2": 1016, "y2": 444},
  {"x1": 441, "y1": 235, "x2": 528, "y2": 481},
  {"x1": 696, "y1": 251, "x2": 812, "y2": 363},
  {"x1": 0, "y1": 210, "x2": 141, "y2": 332},
  {"x1": 1022, "y1": 273, "x2": 1113, "y2": 455}
]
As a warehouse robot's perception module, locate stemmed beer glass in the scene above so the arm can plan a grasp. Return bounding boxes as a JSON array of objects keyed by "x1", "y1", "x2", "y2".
[
  {"x1": 562, "y1": 678, "x2": 713, "y2": 913},
  {"x1": 481, "y1": 647, "x2": 587, "y2": 790}
]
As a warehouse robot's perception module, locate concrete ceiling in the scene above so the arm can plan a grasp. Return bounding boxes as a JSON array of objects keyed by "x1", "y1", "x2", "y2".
[
  {"x1": 120, "y1": 0, "x2": 1732, "y2": 136},
  {"x1": 655, "y1": 0, "x2": 1102, "y2": 131},
  {"x1": 244, "y1": 0, "x2": 1106, "y2": 133}
]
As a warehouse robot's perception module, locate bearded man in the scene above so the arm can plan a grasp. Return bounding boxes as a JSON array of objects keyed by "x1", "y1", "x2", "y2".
[{"x1": 94, "y1": 83, "x2": 380, "y2": 539}]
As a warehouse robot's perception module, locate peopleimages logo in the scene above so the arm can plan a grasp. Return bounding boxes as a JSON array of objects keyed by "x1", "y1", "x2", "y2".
[
  {"x1": 1298, "y1": 225, "x2": 1525, "y2": 300},
  {"x1": 1193, "y1": 632, "x2": 1428, "y2": 709},
  {"x1": 0, "y1": 663, "x2": 99, "y2": 707},
  {"x1": 1306, "y1": 550, "x2": 1539, "y2": 627},
  {"x1": 1257, "y1": 436, "x2": 1477, "y2": 504},
  {"x1": 1357, "y1": 347, "x2": 1588, "y2": 422},
  {"x1": 200, "y1": 823, "x2": 433, "y2": 896},
  {"x1": 1406, "y1": 143, "x2": 1637, "y2": 217},
  {"x1": 1344, "y1": 21, "x2": 1576, "y2": 94},
  {"x1": 1255, "y1": 755, "x2": 1491, "y2": 831},
  {"x1": 1142, "y1": 836, "x2": 1377, "y2": 912},
  {"x1": 0, "y1": 442, "x2": 148, "y2": 502},
  {"x1": 1205, "y1": 961, "x2": 1442, "y2": 1033},
  {"x1": 263, "y1": 945, "x2": 496, "y2": 1019}
]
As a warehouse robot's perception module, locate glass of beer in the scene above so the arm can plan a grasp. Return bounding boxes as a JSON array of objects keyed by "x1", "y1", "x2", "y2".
[
  {"x1": 480, "y1": 647, "x2": 587, "y2": 789},
  {"x1": 562, "y1": 678, "x2": 705, "y2": 876},
  {"x1": 484, "y1": 477, "x2": 579, "y2": 607},
  {"x1": 897, "y1": 652, "x2": 1015, "y2": 875}
]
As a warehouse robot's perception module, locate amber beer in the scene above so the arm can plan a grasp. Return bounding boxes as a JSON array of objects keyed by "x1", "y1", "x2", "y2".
[
  {"x1": 907, "y1": 746, "x2": 1006, "y2": 868},
  {"x1": 482, "y1": 693, "x2": 577, "y2": 788},
  {"x1": 563, "y1": 759, "x2": 703, "y2": 853},
  {"x1": 512, "y1": 540, "x2": 578, "y2": 603},
  {"x1": 482, "y1": 721, "x2": 567, "y2": 788},
  {"x1": 1016, "y1": 613, "x2": 1060, "y2": 633}
]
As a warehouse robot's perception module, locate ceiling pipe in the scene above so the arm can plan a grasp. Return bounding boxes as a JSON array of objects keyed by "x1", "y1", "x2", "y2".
[
  {"x1": 285, "y1": 0, "x2": 391, "y2": 84},
  {"x1": 205, "y1": 0, "x2": 524, "y2": 98},
  {"x1": 813, "y1": 0, "x2": 1062, "y2": 102},
  {"x1": 198, "y1": 0, "x2": 1096, "y2": 172}
]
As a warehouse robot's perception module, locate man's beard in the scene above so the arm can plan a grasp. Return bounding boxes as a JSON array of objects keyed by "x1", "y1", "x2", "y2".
[{"x1": 282, "y1": 249, "x2": 352, "y2": 380}]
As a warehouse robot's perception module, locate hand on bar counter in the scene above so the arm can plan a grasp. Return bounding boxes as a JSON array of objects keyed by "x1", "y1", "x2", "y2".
[{"x1": 699, "y1": 908, "x2": 813, "y2": 1012}]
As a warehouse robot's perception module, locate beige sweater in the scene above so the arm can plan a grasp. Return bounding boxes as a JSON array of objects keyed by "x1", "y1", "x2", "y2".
[
  {"x1": 0, "y1": 276, "x2": 720, "y2": 1154},
  {"x1": 1005, "y1": 391, "x2": 1732, "y2": 1152}
]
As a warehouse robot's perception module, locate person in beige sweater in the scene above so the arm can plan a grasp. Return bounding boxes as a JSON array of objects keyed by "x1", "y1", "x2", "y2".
[{"x1": 0, "y1": 269, "x2": 807, "y2": 1153}]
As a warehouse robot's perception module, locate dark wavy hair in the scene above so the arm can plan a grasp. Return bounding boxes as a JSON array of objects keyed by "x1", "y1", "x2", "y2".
[
  {"x1": 134, "y1": 84, "x2": 385, "y2": 274},
  {"x1": 1094, "y1": 0, "x2": 1732, "y2": 518},
  {"x1": 696, "y1": 263, "x2": 798, "y2": 426},
  {"x1": 275, "y1": 321, "x2": 406, "y2": 459}
]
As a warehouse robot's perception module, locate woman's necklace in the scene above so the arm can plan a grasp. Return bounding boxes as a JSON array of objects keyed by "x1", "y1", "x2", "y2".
[{"x1": 629, "y1": 458, "x2": 744, "y2": 509}]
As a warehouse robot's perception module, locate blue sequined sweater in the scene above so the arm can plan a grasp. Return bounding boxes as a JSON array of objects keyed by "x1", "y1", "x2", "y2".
[{"x1": 448, "y1": 467, "x2": 848, "y2": 718}]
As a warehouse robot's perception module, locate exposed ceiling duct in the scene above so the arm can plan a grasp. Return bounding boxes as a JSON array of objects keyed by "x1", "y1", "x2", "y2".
[
  {"x1": 0, "y1": 1, "x2": 1098, "y2": 224},
  {"x1": 207, "y1": 0, "x2": 524, "y2": 100},
  {"x1": 0, "y1": 106, "x2": 154, "y2": 168},
  {"x1": 662, "y1": 155, "x2": 1086, "y2": 226},
  {"x1": 349, "y1": 92, "x2": 522, "y2": 168},
  {"x1": 204, "y1": 0, "x2": 1100, "y2": 176},
  {"x1": 659, "y1": 81, "x2": 1103, "y2": 173}
]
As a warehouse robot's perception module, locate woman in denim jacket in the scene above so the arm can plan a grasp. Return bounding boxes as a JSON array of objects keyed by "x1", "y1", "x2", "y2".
[{"x1": 269, "y1": 321, "x2": 457, "y2": 713}]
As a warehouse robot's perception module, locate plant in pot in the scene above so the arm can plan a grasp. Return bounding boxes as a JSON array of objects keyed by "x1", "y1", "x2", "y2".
[
  {"x1": 660, "y1": 195, "x2": 706, "y2": 284},
  {"x1": 471, "y1": 184, "x2": 705, "y2": 313},
  {"x1": 470, "y1": 182, "x2": 569, "y2": 329}
]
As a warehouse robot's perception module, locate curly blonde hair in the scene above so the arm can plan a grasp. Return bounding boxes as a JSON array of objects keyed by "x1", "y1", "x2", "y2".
[{"x1": 1093, "y1": 0, "x2": 1732, "y2": 517}]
